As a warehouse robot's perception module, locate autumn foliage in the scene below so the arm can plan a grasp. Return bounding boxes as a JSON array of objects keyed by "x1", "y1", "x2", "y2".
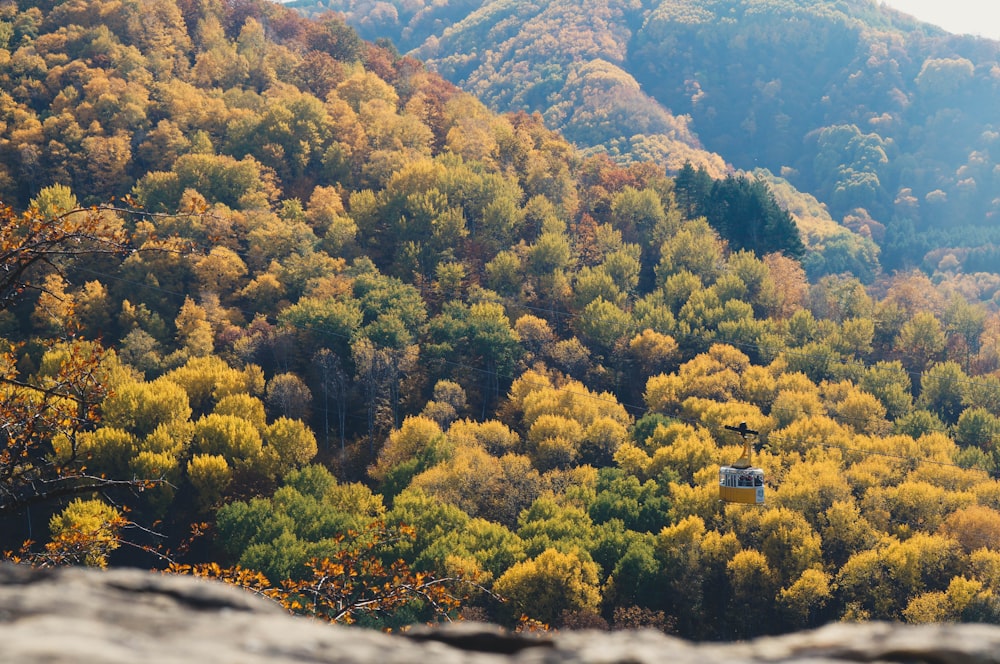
[
  {"x1": 168, "y1": 522, "x2": 468, "y2": 626},
  {"x1": 2, "y1": 0, "x2": 1000, "y2": 642}
]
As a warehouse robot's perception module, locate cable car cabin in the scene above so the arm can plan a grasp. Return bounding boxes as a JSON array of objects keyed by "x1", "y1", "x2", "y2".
[
  {"x1": 719, "y1": 466, "x2": 765, "y2": 504},
  {"x1": 719, "y1": 421, "x2": 764, "y2": 505}
]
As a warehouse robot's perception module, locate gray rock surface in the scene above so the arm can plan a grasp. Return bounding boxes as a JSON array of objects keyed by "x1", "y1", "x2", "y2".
[{"x1": 3, "y1": 563, "x2": 1000, "y2": 663}]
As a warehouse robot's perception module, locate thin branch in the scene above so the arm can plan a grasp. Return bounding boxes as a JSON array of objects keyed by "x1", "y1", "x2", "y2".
[{"x1": 0, "y1": 475, "x2": 167, "y2": 517}]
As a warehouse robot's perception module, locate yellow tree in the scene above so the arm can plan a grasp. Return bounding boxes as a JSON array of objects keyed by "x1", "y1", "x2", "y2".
[
  {"x1": 939, "y1": 505, "x2": 1000, "y2": 554},
  {"x1": 821, "y1": 380, "x2": 889, "y2": 435},
  {"x1": 668, "y1": 469, "x2": 726, "y2": 525},
  {"x1": 645, "y1": 421, "x2": 717, "y2": 485},
  {"x1": 527, "y1": 413, "x2": 584, "y2": 471},
  {"x1": 264, "y1": 417, "x2": 318, "y2": 477},
  {"x1": 770, "y1": 387, "x2": 827, "y2": 429},
  {"x1": 75, "y1": 280, "x2": 114, "y2": 338},
  {"x1": 644, "y1": 344, "x2": 752, "y2": 414},
  {"x1": 771, "y1": 458, "x2": 853, "y2": 527},
  {"x1": 187, "y1": 454, "x2": 232, "y2": 510},
  {"x1": 837, "y1": 533, "x2": 965, "y2": 620},
  {"x1": 42, "y1": 498, "x2": 125, "y2": 568},
  {"x1": 174, "y1": 296, "x2": 214, "y2": 358},
  {"x1": 727, "y1": 549, "x2": 779, "y2": 637},
  {"x1": 100, "y1": 377, "x2": 192, "y2": 437},
  {"x1": 369, "y1": 415, "x2": 455, "y2": 498},
  {"x1": 762, "y1": 252, "x2": 807, "y2": 319},
  {"x1": 161, "y1": 355, "x2": 264, "y2": 414},
  {"x1": 729, "y1": 506, "x2": 824, "y2": 588},
  {"x1": 862, "y1": 479, "x2": 974, "y2": 536},
  {"x1": 629, "y1": 328, "x2": 679, "y2": 377},
  {"x1": 192, "y1": 246, "x2": 248, "y2": 303},
  {"x1": 492, "y1": 547, "x2": 601, "y2": 626},
  {"x1": 511, "y1": 369, "x2": 631, "y2": 471},
  {"x1": 904, "y1": 576, "x2": 995, "y2": 623},
  {"x1": 191, "y1": 413, "x2": 265, "y2": 475},
  {"x1": 778, "y1": 568, "x2": 833, "y2": 628}
]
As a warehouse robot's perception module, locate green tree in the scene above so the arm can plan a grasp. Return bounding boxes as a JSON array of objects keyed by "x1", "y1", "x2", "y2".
[
  {"x1": 654, "y1": 515, "x2": 722, "y2": 636},
  {"x1": 278, "y1": 296, "x2": 362, "y2": 359},
  {"x1": 918, "y1": 361, "x2": 969, "y2": 425},
  {"x1": 953, "y1": 407, "x2": 1000, "y2": 450},
  {"x1": 589, "y1": 467, "x2": 670, "y2": 533},
  {"x1": 604, "y1": 535, "x2": 661, "y2": 611},
  {"x1": 610, "y1": 186, "x2": 668, "y2": 281},
  {"x1": 897, "y1": 311, "x2": 946, "y2": 374},
  {"x1": 859, "y1": 361, "x2": 913, "y2": 421},
  {"x1": 517, "y1": 494, "x2": 596, "y2": 557},
  {"x1": 707, "y1": 175, "x2": 805, "y2": 259},
  {"x1": 655, "y1": 218, "x2": 724, "y2": 286},
  {"x1": 429, "y1": 300, "x2": 520, "y2": 415}
]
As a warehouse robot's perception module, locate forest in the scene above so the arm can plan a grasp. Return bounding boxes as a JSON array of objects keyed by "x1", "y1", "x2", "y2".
[
  {"x1": 303, "y1": 0, "x2": 1000, "y2": 276},
  {"x1": 2, "y1": 0, "x2": 1000, "y2": 642}
]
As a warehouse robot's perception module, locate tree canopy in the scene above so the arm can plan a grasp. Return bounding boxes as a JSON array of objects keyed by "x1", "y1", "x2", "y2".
[{"x1": 2, "y1": 0, "x2": 1000, "y2": 639}]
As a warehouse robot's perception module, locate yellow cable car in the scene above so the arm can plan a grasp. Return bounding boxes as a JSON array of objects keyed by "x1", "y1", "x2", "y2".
[{"x1": 719, "y1": 422, "x2": 764, "y2": 505}]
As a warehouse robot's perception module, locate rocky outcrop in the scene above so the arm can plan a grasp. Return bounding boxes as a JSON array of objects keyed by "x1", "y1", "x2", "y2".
[{"x1": 3, "y1": 563, "x2": 1000, "y2": 663}]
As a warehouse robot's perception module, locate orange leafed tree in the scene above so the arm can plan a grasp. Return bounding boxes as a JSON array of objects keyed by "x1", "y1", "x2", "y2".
[
  {"x1": 0, "y1": 339, "x2": 129, "y2": 516},
  {"x1": 0, "y1": 202, "x2": 138, "y2": 518},
  {"x1": 168, "y1": 521, "x2": 469, "y2": 626},
  {"x1": 0, "y1": 202, "x2": 128, "y2": 309}
]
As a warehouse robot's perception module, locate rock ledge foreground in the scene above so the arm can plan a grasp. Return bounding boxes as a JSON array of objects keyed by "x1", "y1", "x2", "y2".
[{"x1": 3, "y1": 563, "x2": 1000, "y2": 663}]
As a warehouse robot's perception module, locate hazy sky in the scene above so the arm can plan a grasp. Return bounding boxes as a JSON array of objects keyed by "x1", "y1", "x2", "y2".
[{"x1": 879, "y1": 1, "x2": 1000, "y2": 41}]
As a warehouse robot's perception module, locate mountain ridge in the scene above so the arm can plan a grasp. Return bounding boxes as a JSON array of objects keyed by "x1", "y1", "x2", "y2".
[{"x1": 298, "y1": 0, "x2": 1000, "y2": 272}]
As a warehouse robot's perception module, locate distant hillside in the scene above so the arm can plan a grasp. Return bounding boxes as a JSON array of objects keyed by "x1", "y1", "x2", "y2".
[
  {"x1": 296, "y1": 0, "x2": 1000, "y2": 272},
  {"x1": 293, "y1": 0, "x2": 732, "y2": 176}
]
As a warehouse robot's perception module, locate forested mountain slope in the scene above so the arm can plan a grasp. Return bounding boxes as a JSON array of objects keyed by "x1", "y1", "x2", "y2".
[
  {"x1": 298, "y1": 0, "x2": 1000, "y2": 273},
  {"x1": 2, "y1": 0, "x2": 1000, "y2": 643}
]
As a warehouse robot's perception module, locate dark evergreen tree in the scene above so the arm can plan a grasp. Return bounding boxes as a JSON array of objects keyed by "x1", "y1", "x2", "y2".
[
  {"x1": 674, "y1": 166, "x2": 804, "y2": 259},
  {"x1": 673, "y1": 162, "x2": 713, "y2": 219}
]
